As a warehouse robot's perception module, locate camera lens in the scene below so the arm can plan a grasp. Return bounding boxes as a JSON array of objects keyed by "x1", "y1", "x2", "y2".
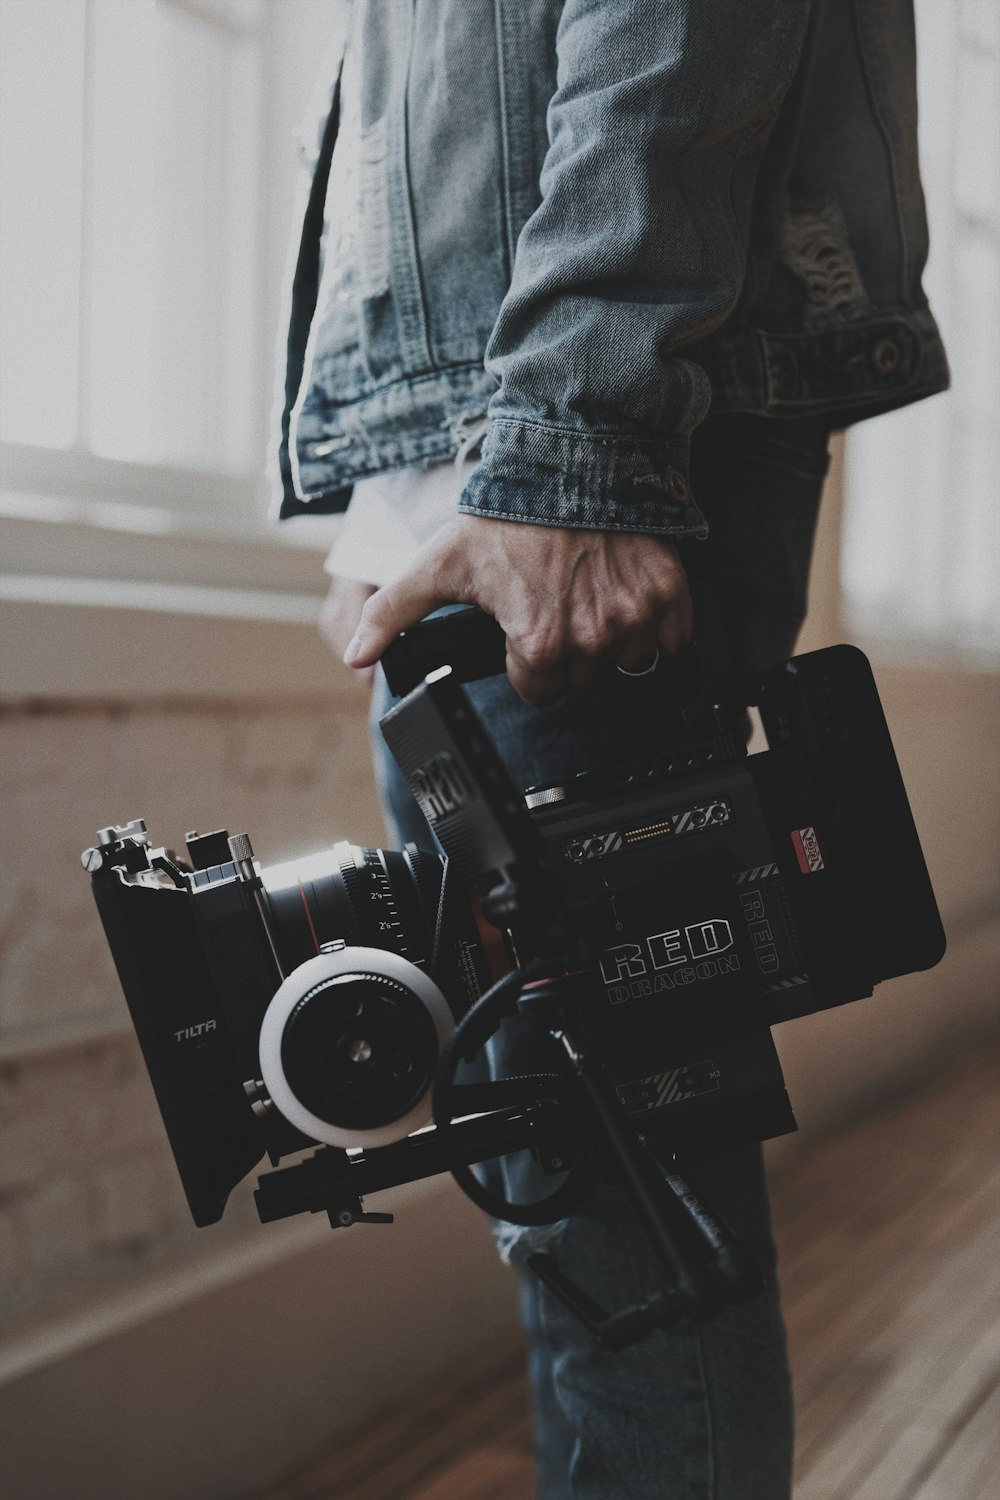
[
  {"x1": 260, "y1": 842, "x2": 442, "y2": 974},
  {"x1": 258, "y1": 944, "x2": 458, "y2": 1148},
  {"x1": 256, "y1": 840, "x2": 491, "y2": 1147},
  {"x1": 260, "y1": 840, "x2": 488, "y2": 1024},
  {"x1": 279, "y1": 972, "x2": 439, "y2": 1130}
]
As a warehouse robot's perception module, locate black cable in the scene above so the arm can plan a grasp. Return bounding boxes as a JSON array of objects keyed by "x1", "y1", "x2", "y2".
[{"x1": 433, "y1": 963, "x2": 602, "y2": 1226}]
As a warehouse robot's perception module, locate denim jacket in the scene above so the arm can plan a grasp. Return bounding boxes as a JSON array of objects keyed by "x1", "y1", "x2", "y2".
[{"x1": 276, "y1": 0, "x2": 948, "y2": 539}]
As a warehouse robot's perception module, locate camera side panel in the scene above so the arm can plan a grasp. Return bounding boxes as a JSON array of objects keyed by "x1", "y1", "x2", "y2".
[{"x1": 755, "y1": 645, "x2": 947, "y2": 1014}]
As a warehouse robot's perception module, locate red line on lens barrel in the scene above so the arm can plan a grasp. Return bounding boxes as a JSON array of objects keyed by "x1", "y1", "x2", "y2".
[{"x1": 298, "y1": 880, "x2": 321, "y2": 954}]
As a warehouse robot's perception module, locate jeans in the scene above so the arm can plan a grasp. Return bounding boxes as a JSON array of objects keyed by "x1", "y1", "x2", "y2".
[{"x1": 368, "y1": 413, "x2": 830, "y2": 1497}]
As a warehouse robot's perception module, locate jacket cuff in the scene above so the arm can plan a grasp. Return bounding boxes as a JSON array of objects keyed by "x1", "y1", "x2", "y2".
[{"x1": 456, "y1": 419, "x2": 709, "y2": 538}]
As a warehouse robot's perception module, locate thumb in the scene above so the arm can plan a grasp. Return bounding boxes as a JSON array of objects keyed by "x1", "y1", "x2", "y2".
[{"x1": 343, "y1": 554, "x2": 458, "y2": 666}]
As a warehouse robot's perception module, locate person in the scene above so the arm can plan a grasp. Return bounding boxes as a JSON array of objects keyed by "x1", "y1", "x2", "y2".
[{"x1": 274, "y1": 4, "x2": 947, "y2": 1495}]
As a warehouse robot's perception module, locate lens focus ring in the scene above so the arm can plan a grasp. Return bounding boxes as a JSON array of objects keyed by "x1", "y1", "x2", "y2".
[
  {"x1": 258, "y1": 945, "x2": 455, "y2": 1150},
  {"x1": 280, "y1": 972, "x2": 438, "y2": 1131}
]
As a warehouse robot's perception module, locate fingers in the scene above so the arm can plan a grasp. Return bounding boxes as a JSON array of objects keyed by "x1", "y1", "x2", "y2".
[
  {"x1": 337, "y1": 522, "x2": 695, "y2": 706},
  {"x1": 655, "y1": 579, "x2": 694, "y2": 658},
  {"x1": 320, "y1": 579, "x2": 376, "y2": 654},
  {"x1": 506, "y1": 638, "x2": 568, "y2": 706},
  {"x1": 504, "y1": 612, "x2": 614, "y2": 704},
  {"x1": 343, "y1": 548, "x2": 459, "y2": 668},
  {"x1": 319, "y1": 579, "x2": 378, "y2": 682},
  {"x1": 506, "y1": 584, "x2": 692, "y2": 706},
  {"x1": 607, "y1": 609, "x2": 661, "y2": 676},
  {"x1": 506, "y1": 619, "x2": 660, "y2": 705}
]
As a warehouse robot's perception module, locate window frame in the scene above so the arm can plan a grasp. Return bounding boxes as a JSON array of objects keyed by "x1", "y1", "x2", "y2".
[
  {"x1": 0, "y1": 0, "x2": 342, "y2": 639},
  {"x1": 841, "y1": 0, "x2": 1000, "y2": 667}
]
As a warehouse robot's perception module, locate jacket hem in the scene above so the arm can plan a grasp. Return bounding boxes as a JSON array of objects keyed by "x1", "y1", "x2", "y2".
[
  {"x1": 276, "y1": 311, "x2": 949, "y2": 523},
  {"x1": 280, "y1": 361, "x2": 497, "y2": 517},
  {"x1": 691, "y1": 307, "x2": 949, "y2": 421}
]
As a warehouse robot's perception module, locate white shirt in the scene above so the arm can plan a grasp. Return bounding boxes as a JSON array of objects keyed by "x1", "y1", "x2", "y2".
[{"x1": 324, "y1": 459, "x2": 474, "y2": 587}]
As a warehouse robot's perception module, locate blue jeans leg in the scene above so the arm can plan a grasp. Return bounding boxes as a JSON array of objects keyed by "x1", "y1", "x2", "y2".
[{"x1": 516, "y1": 1159, "x2": 791, "y2": 1500}]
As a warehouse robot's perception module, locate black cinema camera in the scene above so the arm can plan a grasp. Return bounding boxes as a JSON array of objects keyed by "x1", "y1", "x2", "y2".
[{"x1": 83, "y1": 605, "x2": 945, "y2": 1349}]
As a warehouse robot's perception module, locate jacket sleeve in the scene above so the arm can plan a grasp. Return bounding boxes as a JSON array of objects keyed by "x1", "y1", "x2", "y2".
[{"x1": 458, "y1": 0, "x2": 812, "y2": 536}]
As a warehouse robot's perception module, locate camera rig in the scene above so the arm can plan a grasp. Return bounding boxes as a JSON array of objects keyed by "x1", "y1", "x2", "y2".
[{"x1": 83, "y1": 608, "x2": 944, "y2": 1349}]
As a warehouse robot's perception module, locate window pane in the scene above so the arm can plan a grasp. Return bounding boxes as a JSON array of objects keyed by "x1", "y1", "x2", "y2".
[
  {"x1": 86, "y1": 0, "x2": 261, "y2": 474},
  {"x1": 842, "y1": 0, "x2": 1000, "y2": 657},
  {"x1": 0, "y1": 0, "x2": 86, "y2": 448}
]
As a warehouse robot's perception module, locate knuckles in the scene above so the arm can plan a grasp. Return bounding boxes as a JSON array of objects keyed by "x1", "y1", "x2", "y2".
[
  {"x1": 570, "y1": 622, "x2": 616, "y2": 657},
  {"x1": 608, "y1": 601, "x2": 651, "y2": 635},
  {"x1": 513, "y1": 631, "x2": 566, "y2": 672}
]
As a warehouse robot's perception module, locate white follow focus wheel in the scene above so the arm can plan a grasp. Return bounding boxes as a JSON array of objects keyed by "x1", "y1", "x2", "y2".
[{"x1": 258, "y1": 946, "x2": 454, "y2": 1150}]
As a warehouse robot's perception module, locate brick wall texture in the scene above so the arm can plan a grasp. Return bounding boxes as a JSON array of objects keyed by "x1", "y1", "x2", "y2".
[{"x1": 0, "y1": 694, "x2": 386, "y2": 1333}]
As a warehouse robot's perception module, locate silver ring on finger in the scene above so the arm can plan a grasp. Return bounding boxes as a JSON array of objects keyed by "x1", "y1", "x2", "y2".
[{"x1": 616, "y1": 647, "x2": 660, "y2": 678}]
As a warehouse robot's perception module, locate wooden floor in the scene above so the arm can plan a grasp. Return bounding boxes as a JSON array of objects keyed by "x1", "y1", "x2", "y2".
[{"x1": 263, "y1": 1047, "x2": 1000, "y2": 1500}]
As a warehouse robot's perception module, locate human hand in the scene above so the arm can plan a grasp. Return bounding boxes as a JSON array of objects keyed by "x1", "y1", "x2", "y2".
[
  {"x1": 342, "y1": 515, "x2": 692, "y2": 704},
  {"x1": 320, "y1": 576, "x2": 378, "y2": 684}
]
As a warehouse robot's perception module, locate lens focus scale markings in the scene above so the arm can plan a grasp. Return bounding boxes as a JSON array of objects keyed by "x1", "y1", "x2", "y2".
[
  {"x1": 338, "y1": 847, "x2": 409, "y2": 959},
  {"x1": 261, "y1": 843, "x2": 461, "y2": 990},
  {"x1": 368, "y1": 855, "x2": 408, "y2": 957}
]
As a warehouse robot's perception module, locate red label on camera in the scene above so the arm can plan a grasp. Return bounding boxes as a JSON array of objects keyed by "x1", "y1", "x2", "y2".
[{"x1": 791, "y1": 826, "x2": 825, "y2": 874}]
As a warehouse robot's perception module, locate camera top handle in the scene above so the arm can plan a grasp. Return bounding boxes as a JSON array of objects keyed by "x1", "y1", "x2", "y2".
[
  {"x1": 381, "y1": 605, "x2": 508, "y2": 695},
  {"x1": 379, "y1": 541, "x2": 744, "y2": 731}
]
